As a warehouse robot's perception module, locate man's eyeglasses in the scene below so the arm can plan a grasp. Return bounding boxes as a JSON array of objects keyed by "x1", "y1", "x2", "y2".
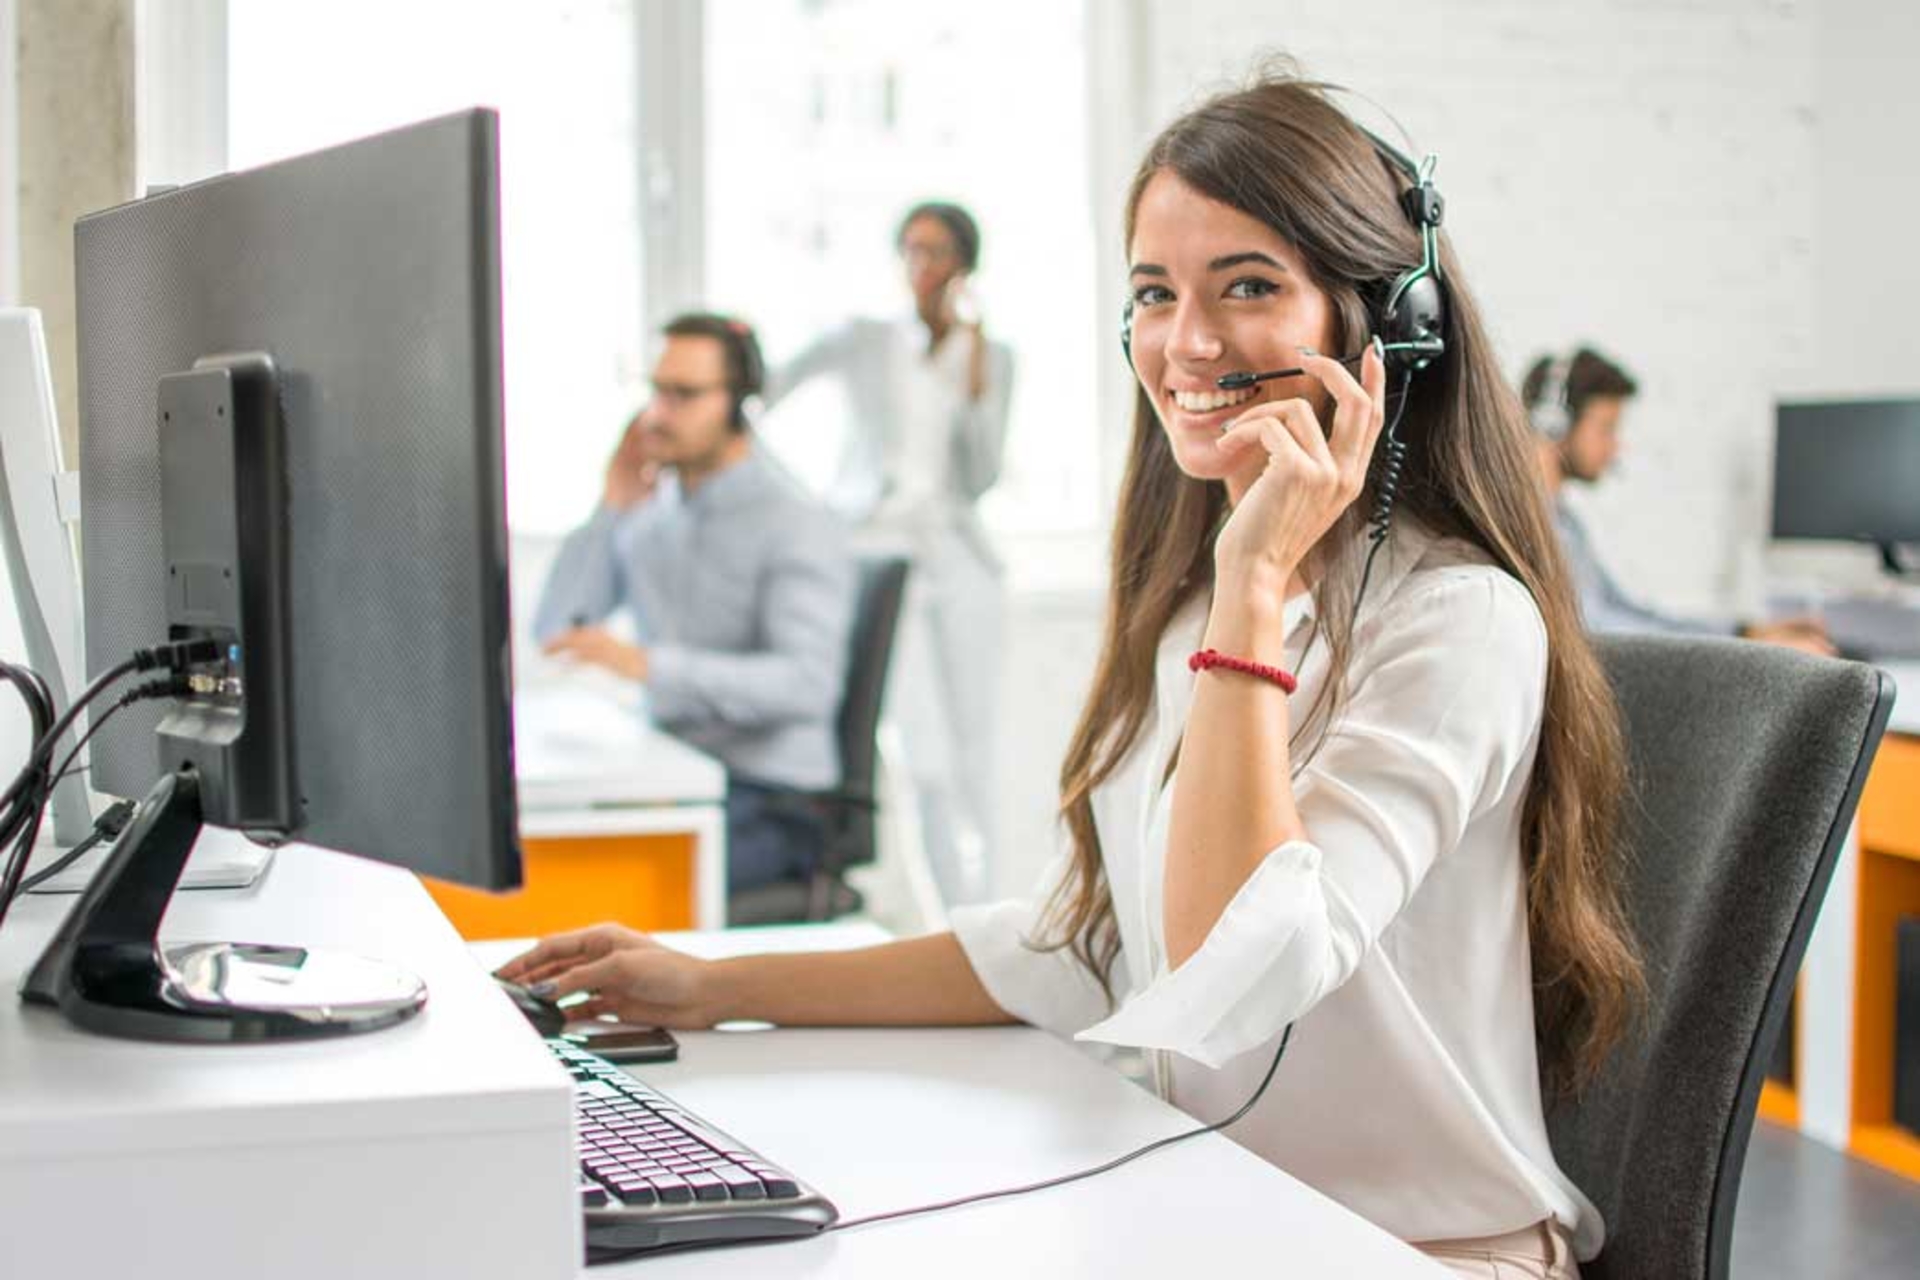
[{"x1": 650, "y1": 381, "x2": 730, "y2": 407}]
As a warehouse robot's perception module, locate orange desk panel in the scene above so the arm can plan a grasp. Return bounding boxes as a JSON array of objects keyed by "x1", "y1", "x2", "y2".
[
  {"x1": 1850, "y1": 732, "x2": 1920, "y2": 1181},
  {"x1": 423, "y1": 833, "x2": 697, "y2": 941}
]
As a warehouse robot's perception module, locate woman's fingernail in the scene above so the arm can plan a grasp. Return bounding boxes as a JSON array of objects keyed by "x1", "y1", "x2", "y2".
[
  {"x1": 528, "y1": 980, "x2": 557, "y2": 998},
  {"x1": 1372, "y1": 336, "x2": 1385, "y2": 359},
  {"x1": 1297, "y1": 346, "x2": 1318, "y2": 356}
]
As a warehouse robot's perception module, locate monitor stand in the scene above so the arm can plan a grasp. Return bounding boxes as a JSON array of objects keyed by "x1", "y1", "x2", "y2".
[
  {"x1": 18, "y1": 765, "x2": 426, "y2": 1042},
  {"x1": 1878, "y1": 541, "x2": 1920, "y2": 580}
]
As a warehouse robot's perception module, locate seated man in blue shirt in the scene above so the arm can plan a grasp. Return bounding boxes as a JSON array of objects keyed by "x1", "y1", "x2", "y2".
[
  {"x1": 534, "y1": 314, "x2": 856, "y2": 897},
  {"x1": 1523, "y1": 346, "x2": 1833, "y2": 655}
]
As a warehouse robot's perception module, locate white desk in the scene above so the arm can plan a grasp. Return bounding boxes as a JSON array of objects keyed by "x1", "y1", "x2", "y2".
[
  {"x1": 0, "y1": 847, "x2": 1442, "y2": 1279},
  {"x1": 473, "y1": 933, "x2": 1447, "y2": 1280},
  {"x1": 0, "y1": 847, "x2": 579, "y2": 1280},
  {"x1": 514, "y1": 684, "x2": 728, "y2": 929}
]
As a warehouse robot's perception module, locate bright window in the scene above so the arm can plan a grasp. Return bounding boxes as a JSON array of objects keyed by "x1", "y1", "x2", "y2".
[
  {"x1": 225, "y1": 0, "x2": 646, "y2": 535},
  {"x1": 702, "y1": 0, "x2": 1100, "y2": 534},
  {"x1": 225, "y1": 0, "x2": 1103, "y2": 540}
]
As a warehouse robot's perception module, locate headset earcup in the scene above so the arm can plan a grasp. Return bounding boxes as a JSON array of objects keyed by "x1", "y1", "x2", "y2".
[
  {"x1": 1526, "y1": 354, "x2": 1574, "y2": 440},
  {"x1": 1530, "y1": 399, "x2": 1569, "y2": 441},
  {"x1": 726, "y1": 321, "x2": 764, "y2": 433},
  {"x1": 1382, "y1": 272, "x2": 1445, "y2": 373}
]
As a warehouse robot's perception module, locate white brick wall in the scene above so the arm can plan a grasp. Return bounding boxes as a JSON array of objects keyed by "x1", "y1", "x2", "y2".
[
  {"x1": 1137, "y1": 0, "x2": 1823, "y2": 617},
  {"x1": 1812, "y1": 0, "x2": 1920, "y2": 399}
]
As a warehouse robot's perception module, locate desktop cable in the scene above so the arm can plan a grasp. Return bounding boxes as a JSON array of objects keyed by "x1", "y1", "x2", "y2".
[
  {"x1": 827, "y1": 1023, "x2": 1294, "y2": 1234},
  {"x1": 0, "y1": 641, "x2": 217, "y2": 930}
]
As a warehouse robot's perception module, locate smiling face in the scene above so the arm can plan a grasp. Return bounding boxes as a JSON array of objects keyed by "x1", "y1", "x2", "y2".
[{"x1": 1127, "y1": 170, "x2": 1340, "y2": 488}]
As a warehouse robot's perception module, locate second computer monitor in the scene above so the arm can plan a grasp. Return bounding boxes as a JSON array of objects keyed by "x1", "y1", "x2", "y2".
[{"x1": 1772, "y1": 398, "x2": 1920, "y2": 565}]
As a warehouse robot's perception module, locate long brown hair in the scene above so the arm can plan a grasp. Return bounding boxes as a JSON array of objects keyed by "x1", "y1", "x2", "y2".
[{"x1": 1036, "y1": 68, "x2": 1643, "y2": 1097}]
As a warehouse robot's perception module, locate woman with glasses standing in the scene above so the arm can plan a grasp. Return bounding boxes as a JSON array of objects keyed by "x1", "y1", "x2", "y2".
[{"x1": 764, "y1": 202, "x2": 1017, "y2": 910}]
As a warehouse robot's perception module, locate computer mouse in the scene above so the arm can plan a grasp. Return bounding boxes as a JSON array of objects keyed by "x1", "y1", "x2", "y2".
[{"x1": 495, "y1": 977, "x2": 567, "y2": 1037}]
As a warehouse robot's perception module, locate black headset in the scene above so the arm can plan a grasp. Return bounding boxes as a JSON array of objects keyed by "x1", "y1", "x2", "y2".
[
  {"x1": 1118, "y1": 128, "x2": 1448, "y2": 380},
  {"x1": 1359, "y1": 129, "x2": 1447, "y2": 375},
  {"x1": 716, "y1": 318, "x2": 766, "y2": 432}
]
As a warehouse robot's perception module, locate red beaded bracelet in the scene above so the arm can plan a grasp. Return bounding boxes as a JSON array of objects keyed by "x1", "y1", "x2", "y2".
[{"x1": 1188, "y1": 648, "x2": 1298, "y2": 694}]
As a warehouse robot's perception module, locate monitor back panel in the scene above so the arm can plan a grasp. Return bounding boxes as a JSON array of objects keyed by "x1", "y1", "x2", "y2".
[{"x1": 74, "y1": 110, "x2": 520, "y2": 888}]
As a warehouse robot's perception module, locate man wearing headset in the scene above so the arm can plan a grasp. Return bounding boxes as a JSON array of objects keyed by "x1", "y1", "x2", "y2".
[
  {"x1": 1524, "y1": 347, "x2": 1833, "y2": 654},
  {"x1": 534, "y1": 314, "x2": 857, "y2": 898}
]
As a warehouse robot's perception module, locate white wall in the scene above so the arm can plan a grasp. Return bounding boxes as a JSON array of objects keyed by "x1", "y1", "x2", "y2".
[
  {"x1": 1135, "y1": 0, "x2": 1821, "y2": 621},
  {"x1": 1812, "y1": 0, "x2": 1920, "y2": 397}
]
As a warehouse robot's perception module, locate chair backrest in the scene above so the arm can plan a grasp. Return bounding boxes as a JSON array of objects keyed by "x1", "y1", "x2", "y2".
[
  {"x1": 835, "y1": 556, "x2": 910, "y2": 812},
  {"x1": 1546, "y1": 635, "x2": 1892, "y2": 1280}
]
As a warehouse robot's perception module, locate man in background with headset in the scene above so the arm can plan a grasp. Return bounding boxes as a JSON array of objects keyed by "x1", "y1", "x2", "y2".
[
  {"x1": 1523, "y1": 347, "x2": 1832, "y2": 653},
  {"x1": 535, "y1": 313, "x2": 857, "y2": 899}
]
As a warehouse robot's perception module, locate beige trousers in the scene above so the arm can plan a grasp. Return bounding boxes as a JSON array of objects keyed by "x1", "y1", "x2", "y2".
[{"x1": 1413, "y1": 1219, "x2": 1581, "y2": 1279}]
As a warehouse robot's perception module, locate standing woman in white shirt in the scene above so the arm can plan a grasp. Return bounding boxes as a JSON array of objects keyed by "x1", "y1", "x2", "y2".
[
  {"x1": 502, "y1": 70, "x2": 1642, "y2": 1278},
  {"x1": 761, "y1": 202, "x2": 1016, "y2": 907}
]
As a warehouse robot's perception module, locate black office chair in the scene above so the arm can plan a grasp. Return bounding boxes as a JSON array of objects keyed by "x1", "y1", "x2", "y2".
[
  {"x1": 728, "y1": 557, "x2": 910, "y2": 925},
  {"x1": 1546, "y1": 635, "x2": 1893, "y2": 1280}
]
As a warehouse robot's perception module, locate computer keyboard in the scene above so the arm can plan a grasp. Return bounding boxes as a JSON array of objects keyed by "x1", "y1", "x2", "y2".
[
  {"x1": 551, "y1": 1038, "x2": 839, "y2": 1258},
  {"x1": 1820, "y1": 596, "x2": 1920, "y2": 661}
]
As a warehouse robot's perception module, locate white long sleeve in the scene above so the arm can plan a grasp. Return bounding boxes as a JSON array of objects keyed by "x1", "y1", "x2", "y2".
[{"x1": 1073, "y1": 570, "x2": 1547, "y2": 1066}]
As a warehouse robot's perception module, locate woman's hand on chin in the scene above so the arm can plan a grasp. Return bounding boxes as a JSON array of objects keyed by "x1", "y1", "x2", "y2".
[{"x1": 1212, "y1": 339, "x2": 1387, "y2": 588}]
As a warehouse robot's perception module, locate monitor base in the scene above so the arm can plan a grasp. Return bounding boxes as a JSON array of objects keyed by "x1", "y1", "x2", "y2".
[{"x1": 18, "y1": 766, "x2": 426, "y2": 1042}]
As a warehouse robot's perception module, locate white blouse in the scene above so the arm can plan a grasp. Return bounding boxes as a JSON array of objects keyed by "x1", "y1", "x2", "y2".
[
  {"x1": 949, "y1": 518, "x2": 1605, "y2": 1260},
  {"x1": 874, "y1": 315, "x2": 970, "y2": 526}
]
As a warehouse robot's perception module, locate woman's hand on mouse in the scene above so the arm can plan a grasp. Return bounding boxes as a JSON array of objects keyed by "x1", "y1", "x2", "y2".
[
  {"x1": 1212, "y1": 340, "x2": 1387, "y2": 588},
  {"x1": 496, "y1": 923, "x2": 718, "y2": 1028}
]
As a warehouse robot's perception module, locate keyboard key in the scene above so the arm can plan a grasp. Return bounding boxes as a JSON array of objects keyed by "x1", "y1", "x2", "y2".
[
  {"x1": 686, "y1": 1172, "x2": 729, "y2": 1202},
  {"x1": 743, "y1": 1162, "x2": 801, "y2": 1194},
  {"x1": 712, "y1": 1165, "x2": 766, "y2": 1200},
  {"x1": 758, "y1": 1173, "x2": 801, "y2": 1199},
  {"x1": 654, "y1": 1111, "x2": 739, "y2": 1153},
  {"x1": 652, "y1": 1181, "x2": 696, "y2": 1205},
  {"x1": 580, "y1": 1184, "x2": 610, "y2": 1209},
  {"x1": 609, "y1": 1180, "x2": 658, "y2": 1206}
]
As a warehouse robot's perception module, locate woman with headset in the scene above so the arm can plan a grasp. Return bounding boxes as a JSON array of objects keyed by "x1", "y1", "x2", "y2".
[
  {"x1": 758, "y1": 202, "x2": 1016, "y2": 909},
  {"x1": 503, "y1": 70, "x2": 1638, "y2": 1278}
]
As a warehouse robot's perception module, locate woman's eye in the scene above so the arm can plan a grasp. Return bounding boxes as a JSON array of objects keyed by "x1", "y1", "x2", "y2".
[
  {"x1": 1225, "y1": 277, "x2": 1280, "y2": 300},
  {"x1": 1131, "y1": 284, "x2": 1174, "y2": 307}
]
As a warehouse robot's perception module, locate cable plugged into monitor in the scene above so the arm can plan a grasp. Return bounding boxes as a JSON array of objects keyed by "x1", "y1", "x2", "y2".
[{"x1": 131, "y1": 638, "x2": 222, "y2": 674}]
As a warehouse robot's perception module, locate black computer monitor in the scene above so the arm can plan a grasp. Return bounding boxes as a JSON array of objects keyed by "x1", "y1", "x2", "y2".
[
  {"x1": 20, "y1": 111, "x2": 521, "y2": 1042},
  {"x1": 1772, "y1": 398, "x2": 1920, "y2": 575}
]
